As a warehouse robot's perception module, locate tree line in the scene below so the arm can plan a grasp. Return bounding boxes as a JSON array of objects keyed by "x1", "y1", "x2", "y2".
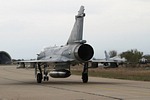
[{"x1": 109, "y1": 49, "x2": 150, "y2": 64}]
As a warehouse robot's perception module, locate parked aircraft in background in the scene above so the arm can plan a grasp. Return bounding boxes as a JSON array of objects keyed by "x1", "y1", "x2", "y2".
[
  {"x1": 104, "y1": 51, "x2": 126, "y2": 65},
  {"x1": 18, "y1": 6, "x2": 95, "y2": 83},
  {"x1": 92, "y1": 51, "x2": 126, "y2": 68},
  {"x1": 139, "y1": 57, "x2": 148, "y2": 64}
]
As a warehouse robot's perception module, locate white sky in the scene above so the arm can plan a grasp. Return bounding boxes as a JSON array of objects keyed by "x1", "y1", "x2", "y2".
[{"x1": 0, "y1": 0, "x2": 150, "y2": 59}]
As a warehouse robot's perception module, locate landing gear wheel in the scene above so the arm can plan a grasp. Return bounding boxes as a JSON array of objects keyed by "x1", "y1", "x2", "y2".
[
  {"x1": 46, "y1": 76, "x2": 49, "y2": 81},
  {"x1": 82, "y1": 62, "x2": 88, "y2": 83},
  {"x1": 82, "y1": 73, "x2": 88, "y2": 83},
  {"x1": 37, "y1": 73, "x2": 42, "y2": 83},
  {"x1": 44, "y1": 76, "x2": 49, "y2": 81}
]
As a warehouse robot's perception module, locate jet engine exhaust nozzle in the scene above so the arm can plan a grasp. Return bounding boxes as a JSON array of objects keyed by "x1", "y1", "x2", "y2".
[{"x1": 74, "y1": 44, "x2": 94, "y2": 61}]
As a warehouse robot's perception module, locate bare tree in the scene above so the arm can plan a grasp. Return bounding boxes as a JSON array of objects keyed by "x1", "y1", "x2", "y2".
[{"x1": 109, "y1": 50, "x2": 117, "y2": 58}]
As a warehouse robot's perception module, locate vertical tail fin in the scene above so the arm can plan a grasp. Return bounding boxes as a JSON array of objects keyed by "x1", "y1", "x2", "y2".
[
  {"x1": 67, "y1": 6, "x2": 86, "y2": 44},
  {"x1": 105, "y1": 51, "x2": 110, "y2": 61}
]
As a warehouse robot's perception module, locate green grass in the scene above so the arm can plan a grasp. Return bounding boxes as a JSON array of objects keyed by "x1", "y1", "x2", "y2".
[{"x1": 71, "y1": 67, "x2": 150, "y2": 81}]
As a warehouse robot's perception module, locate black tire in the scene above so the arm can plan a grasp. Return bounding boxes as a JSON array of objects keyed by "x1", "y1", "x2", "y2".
[
  {"x1": 43, "y1": 76, "x2": 49, "y2": 81},
  {"x1": 46, "y1": 76, "x2": 49, "y2": 81},
  {"x1": 82, "y1": 73, "x2": 88, "y2": 83},
  {"x1": 43, "y1": 76, "x2": 46, "y2": 81},
  {"x1": 37, "y1": 73, "x2": 42, "y2": 83}
]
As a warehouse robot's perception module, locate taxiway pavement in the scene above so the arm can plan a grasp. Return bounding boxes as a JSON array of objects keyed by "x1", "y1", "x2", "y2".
[{"x1": 0, "y1": 65, "x2": 150, "y2": 100}]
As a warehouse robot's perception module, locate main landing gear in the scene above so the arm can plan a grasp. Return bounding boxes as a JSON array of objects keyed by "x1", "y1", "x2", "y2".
[
  {"x1": 36, "y1": 63, "x2": 42, "y2": 83},
  {"x1": 35, "y1": 63, "x2": 89, "y2": 83},
  {"x1": 43, "y1": 64, "x2": 49, "y2": 81},
  {"x1": 37, "y1": 73, "x2": 42, "y2": 83},
  {"x1": 82, "y1": 62, "x2": 88, "y2": 83},
  {"x1": 36, "y1": 63, "x2": 49, "y2": 83}
]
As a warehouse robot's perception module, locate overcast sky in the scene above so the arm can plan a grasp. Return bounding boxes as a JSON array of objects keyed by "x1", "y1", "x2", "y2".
[{"x1": 0, "y1": 0, "x2": 150, "y2": 59}]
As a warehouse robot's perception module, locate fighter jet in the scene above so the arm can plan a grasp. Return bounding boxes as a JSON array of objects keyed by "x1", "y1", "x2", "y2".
[
  {"x1": 19, "y1": 6, "x2": 94, "y2": 83},
  {"x1": 92, "y1": 51, "x2": 126, "y2": 68},
  {"x1": 104, "y1": 51, "x2": 126, "y2": 65}
]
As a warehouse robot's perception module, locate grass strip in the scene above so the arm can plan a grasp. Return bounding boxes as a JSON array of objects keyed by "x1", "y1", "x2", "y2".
[{"x1": 71, "y1": 68, "x2": 150, "y2": 81}]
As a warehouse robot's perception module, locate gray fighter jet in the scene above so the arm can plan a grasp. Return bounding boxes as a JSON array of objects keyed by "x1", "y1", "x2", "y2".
[{"x1": 19, "y1": 6, "x2": 94, "y2": 83}]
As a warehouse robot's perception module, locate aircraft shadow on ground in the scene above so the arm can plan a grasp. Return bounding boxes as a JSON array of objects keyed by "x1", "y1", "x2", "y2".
[{"x1": 2, "y1": 80, "x2": 124, "y2": 86}]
